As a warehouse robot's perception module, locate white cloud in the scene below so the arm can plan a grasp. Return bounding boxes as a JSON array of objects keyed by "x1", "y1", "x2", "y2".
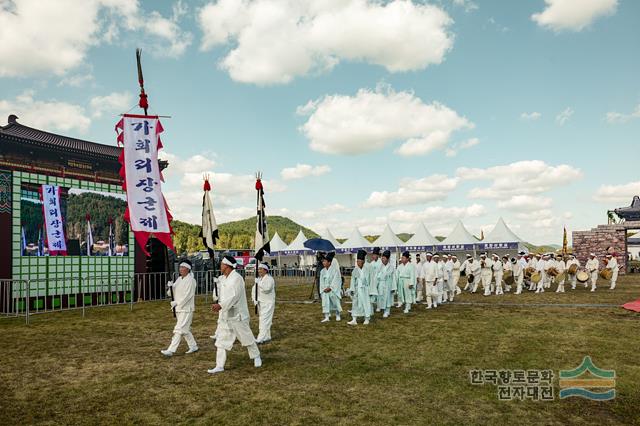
[
  {"x1": 444, "y1": 137, "x2": 479, "y2": 157},
  {"x1": 531, "y1": 0, "x2": 618, "y2": 32},
  {"x1": 452, "y1": 0, "x2": 478, "y2": 13},
  {"x1": 594, "y1": 181, "x2": 640, "y2": 203},
  {"x1": 520, "y1": 111, "x2": 541, "y2": 121},
  {"x1": 457, "y1": 160, "x2": 582, "y2": 200},
  {"x1": 58, "y1": 72, "x2": 95, "y2": 88},
  {"x1": 198, "y1": 0, "x2": 454, "y2": 85},
  {"x1": 298, "y1": 85, "x2": 473, "y2": 156},
  {"x1": 363, "y1": 174, "x2": 459, "y2": 208},
  {"x1": 497, "y1": 195, "x2": 553, "y2": 211},
  {"x1": 89, "y1": 92, "x2": 133, "y2": 118},
  {"x1": 555, "y1": 107, "x2": 574, "y2": 125},
  {"x1": 0, "y1": 0, "x2": 191, "y2": 77},
  {"x1": 605, "y1": 104, "x2": 640, "y2": 124},
  {"x1": 281, "y1": 164, "x2": 331, "y2": 180},
  {"x1": 388, "y1": 204, "x2": 486, "y2": 224},
  {"x1": 0, "y1": 90, "x2": 90, "y2": 133}
]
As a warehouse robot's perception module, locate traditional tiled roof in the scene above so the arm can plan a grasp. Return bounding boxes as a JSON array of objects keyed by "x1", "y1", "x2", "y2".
[{"x1": 0, "y1": 115, "x2": 121, "y2": 159}]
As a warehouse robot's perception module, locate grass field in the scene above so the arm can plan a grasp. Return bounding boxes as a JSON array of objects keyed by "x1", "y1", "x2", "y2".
[{"x1": 1, "y1": 275, "x2": 640, "y2": 425}]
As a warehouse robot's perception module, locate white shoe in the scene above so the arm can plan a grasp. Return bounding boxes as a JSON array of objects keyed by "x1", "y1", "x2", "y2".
[
  {"x1": 335, "y1": 315, "x2": 341, "y2": 322},
  {"x1": 375, "y1": 309, "x2": 381, "y2": 313},
  {"x1": 207, "y1": 367, "x2": 224, "y2": 374},
  {"x1": 209, "y1": 335, "x2": 217, "y2": 340},
  {"x1": 403, "y1": 309, "x2": 409, "y2": 314},
  {"x1": 255, "y1": 339, "x2": 263, "y2": 344},
  {"x1": 426, "y1": 305, "x2": 432, "y2": 309},
  {"x1": 347, "y1": 319, "x2": 358, "y2": 325},
  {"x1": 321, "y1": 317, "x2": 330, "y2": 323},
  {"x1": 396, "y1": 303, "x2": 402, "y2": 308},
  {"x1": 185, "y1": 347, "x2": 199, "y2": 354},
  {"x1": 254, "y1": 357, "x2": 262, "y2": 368},
  {"x1": 591, "y1": 289, "x2": 596, "y2": 292},
  {"x1": 160, "y1": 349, "x2": 174, "y2": 357},
  {"x1": 363, "y1": 319, "x2": 370, "y2": 325},
  {"x1": 383, "y1": 312, "x2": 389, "y2": 318}
]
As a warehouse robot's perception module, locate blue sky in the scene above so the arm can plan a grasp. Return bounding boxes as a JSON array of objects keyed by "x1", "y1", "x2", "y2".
[{"x1": 1, "y1": 0, "x2": 639, "y2": 244}]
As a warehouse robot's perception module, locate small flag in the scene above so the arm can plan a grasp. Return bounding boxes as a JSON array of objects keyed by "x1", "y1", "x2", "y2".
[
  {"x1": 86, "y1": 214, "x2": 94, "y2": 256},
  {"x1": 201, "y1": 175, "x2": 219, "y2": 256},
  {"x1": 254, "y1": 172, "x2": 270, "y2": 261},
  {"x1": 562, "y1": 226, "x2": 568, "y2": 255}
]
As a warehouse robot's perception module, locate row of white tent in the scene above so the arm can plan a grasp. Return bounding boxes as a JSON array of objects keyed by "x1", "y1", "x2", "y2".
[{"x1": 266, "y1": 218, "x2": 527, "y2": 266}]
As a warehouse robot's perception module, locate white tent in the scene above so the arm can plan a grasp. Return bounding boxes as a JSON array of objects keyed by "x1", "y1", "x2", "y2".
[
  {"x1": 339, "y1": 227, "x2": 372, "y2": 253},
  {"x1": 280, "y1": 230, "x2": 314, "y2": 266},
  {"x1": 267, "y1": 231, "x2": 288, "y2": 253},
  {"x1": 402, "y1": 222, "x2": 438, "y2": 251},
  {"x1": 438, "y1": 220, "x2": 478, "y2": 251},
  {"x1": 320, "y1": 228, "x2": 341, "y2": 250},
  {"x1": 372, "y1": 224, "x2": 403, "y2": 249},
  {"x1": 481, "y1": 217, "x2": 526, "y2": 252}
]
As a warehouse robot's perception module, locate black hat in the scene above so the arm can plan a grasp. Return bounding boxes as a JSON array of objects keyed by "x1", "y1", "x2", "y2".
[
  {"x1": 222, "y1": 254, "x2": 237, "y2": 268},
  {"x1": 326, "y1": 252, "x2": 335, "y2": 262},
  {"x1": 402, "y1": 251, "x2": 410, "y2": 259},
  {"x1": 382, "y1": 250, "x2": 391, "y2": 258},
  {"x1": 510, "y1": 257, "x2": 517, "y2": 264},
  {"x1": 357, "y1": 249, "x2": 367, "y2": 261},
  {"x1": 372, "y1": 247, "x2": 381, "y2": 255}
]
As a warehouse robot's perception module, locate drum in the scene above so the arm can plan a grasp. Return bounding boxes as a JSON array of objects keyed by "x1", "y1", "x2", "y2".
[
  {"x1": 576, "y1": 271, "x2": 589, "y2": 283},
  {"x1": 503, "y1": 270, "x2": 514, "y2": 286},
  {"x1": 531, "y1": 272, "x2": 541, "y2": 283},
  {"x1": 568, "y1": 264, "x2": 578, "y2": 275},
  {"x1": 547, "y1": 267, "x2": 559, "y2": 277},
  {"x1": 460, "y1": 269, "x2": 466, "y2": 277},
  {"x1": 525, "y1": 267, "x2": 535, "y2": 278},
  {"x1": 553, "y1": 272, "x2": 566, "y2": 285},
  {"x1": 467, "y1": 274, "x2": 475, "y2": 284},
  {"x1": 600, "y1": 269, "x2": 613, "y2": 281}
]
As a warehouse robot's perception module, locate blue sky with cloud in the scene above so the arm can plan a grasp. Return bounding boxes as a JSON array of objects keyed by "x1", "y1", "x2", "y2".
[{"x1": 1, "y1": 0, "x2": 639, "y2": 244}]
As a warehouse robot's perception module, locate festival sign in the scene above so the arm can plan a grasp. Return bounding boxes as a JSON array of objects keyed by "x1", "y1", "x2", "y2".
[
  {"x1": 40, "y1": 184, "x2": 67, "y2": 255},
  {"x1": 115, "y1": 114, "x2": 173, "y2": 255}
]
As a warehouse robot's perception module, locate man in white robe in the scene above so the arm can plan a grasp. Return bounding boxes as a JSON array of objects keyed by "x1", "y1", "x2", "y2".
[
  {"x1": 535, "y1": 254, "x2": 547, "y2": 293},
  {"x1": 444, "y1": 254, "x2": 455, "y2": 302},
  {"x1": 502, "y1": 255, "x2": 512, "y2": 292},
  {"x1": 512, "y1": 257, "x2": 524, "y2": 295},
  {"x1": 566, "y1": 254, "x2": 580, "y2": 290},
  {"x1": 320, "y1": 252, "x2": 342, "y2": 322},
  {"x1": 423, "y1": 252, "x2": 438, "y2": 309},
  {"x1": 415, "y1": 253, "x2": 424, "y2": 303},
  {"x1": 435, "y1": 254, "x2": 445, "y2": 304},
  {"x1": 605, "y1": 254, "x2": 619, "y2": 290},
  {"x1": 366, "y1": 247, "x2": 382, "y2": 312},
  {"x1": 492, "y1": 254, "x2": 504, "y2": 295},
  {"x1": 161, "y1": 259, "x2": 199, "y2": 356},
  {"x1": 208, "y1": 255, "x2": 261, "y2": 374},
  {"x1": 466, "y1": 256, "x2": 481, "y2": 293},
  {"x1": 480, "y1": 253, "x2": 494, "y2": 296},
  {"x1": 528, "y1": 254, "x2": 540, "y2": 291},
  {"x1": 586, "y1": 253, "x2": 599, "y2": 292},
  {"x1": 254, "y1": 263, "x2": 275, "y2": 343},
  {"x1": 451, "y1": 255, "x2": 462, "y2": 297},
  {"x1": 554, "y1": 254, "x2": 566, "y2": 293}
]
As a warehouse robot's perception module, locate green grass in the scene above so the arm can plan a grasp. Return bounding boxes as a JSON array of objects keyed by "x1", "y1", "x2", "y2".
[{"x1": 1, "y1": 275, "x2": 640, "y2": 425}]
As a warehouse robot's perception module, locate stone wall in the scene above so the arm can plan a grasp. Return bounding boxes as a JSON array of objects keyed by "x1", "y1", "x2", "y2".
[{"x1": 573, "y1": 223, "x2": 633, "y2": 274}]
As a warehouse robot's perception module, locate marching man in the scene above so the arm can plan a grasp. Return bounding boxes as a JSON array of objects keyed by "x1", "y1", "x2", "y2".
[
  {"x1": 320, "y1": 252, "x2": 342, "y2": 322},
  {"x1": 254, "y1": 263, "x2": 275, "y2": 343},
  {"x1": 605, "y1": 254, "x2": 619, "y2": 290},
  {"x1": 512, "y1": 257, "x2": 524, "y2": 295},
  {"x1": 366, "y1": 247, "x2": 382, "y2": 312},
  {"x1": 348, "y1": 249, "x2": 372, "y2": 325},
  {"x1": 480, "y1": 253, "x2": 494, "y2": 296},
  {"x1": 535, "y1": 253, "x2": 547, "y2": 293},
  {"x1": 208, "y1": 255, "x2": 261, "y2": 374},
  {"x1": 434, "y1": 254, "x2": 445, "y2": 305},
  {"x1": 528, "y1": 254, "x2": 540, "y2": 291},
  {"x1": 566, "y1": 254, "x2": 580, "y2": 290},
  {"x1": 554, "y1": 254, "x2": 566, "y2": 293},
  {"x1": 444, "y1": 254, "x2": 456, "y2": 302},
  {"x1": 586, "y1": 253, "x2": 599, "y2": 292},
  {"x1": 466, "y1": 255, "x2": 481, "y2": 293},
  {"x1": 502, "y1": 255, "x2": 512, "y2": 292},
  {"x1": 376, "y1": 250, "x2": 397, "y2": 318},
  {"x1": 492, "y1": 254, "x2": 504, "y2": 295},
  {"x1": 161, "y1": 259, "x2": 199, "y2": 357},
  {"x1": 423, "y1": 252, "x2": 438, "y2": 309},
  {"x1": 461, "y1": 254, "x2": 472, "y2": 291},
  {"x1": 397, "y1": 251, "x2": 416, "y2": 313},
  {"x1": 452, "y1": 255, "x2": 462, "y2": 296}
]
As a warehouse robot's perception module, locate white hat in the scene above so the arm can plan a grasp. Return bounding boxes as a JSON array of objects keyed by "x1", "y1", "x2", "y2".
[{"x1": 258, "y1": 263, "x2": 270, "y2": 271}]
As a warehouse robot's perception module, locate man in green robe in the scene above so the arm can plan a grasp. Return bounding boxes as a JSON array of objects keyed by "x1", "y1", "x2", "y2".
[
  {"x1": 376, "y1": 250, "x2": 397, "y2": 318},
  {"x1": 319, "y1": 252, "x2": 342, "y2": 322},
  {"x1": 365, "y1": 247, "x2": 383, "y2": 312},
  {"x1": 396, "y1": 251, "x2": 416, "y2": 314},
  {"x1": 347, "y1": 249, "x2": 372, "y2": 325}
]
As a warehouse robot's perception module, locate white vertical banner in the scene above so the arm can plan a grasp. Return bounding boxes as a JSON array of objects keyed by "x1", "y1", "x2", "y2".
[
  {"x1": 41, "y1": 184, "x2": 67, "y2": 255},
  {"x1": 116, "y1": 114, "x2": 174, "y2": 255}
]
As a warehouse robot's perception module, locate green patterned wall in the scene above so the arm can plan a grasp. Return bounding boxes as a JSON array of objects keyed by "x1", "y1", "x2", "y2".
[{"x1": 11, "y1": 171, "x2": 135, "y2": 297}]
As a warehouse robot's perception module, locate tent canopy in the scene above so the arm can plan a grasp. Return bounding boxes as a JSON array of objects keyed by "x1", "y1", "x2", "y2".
[
  {"x1": 439, "y1": 220, "x2": 478, "y2": 250},
  {"x1": 483, "y1": 217, "x2": 523, "y2": 243},
  {"x1": 268, "y1": 231, "x2": 288, "y2": 253},
  {"x1": 281, "y1": 230, "x2": 312, "y2": 255},
  {"x1": 320, "y1": 228, "x2": 341, "y2": 249},
  {"x1": 372, "y1": 224, "x2": 403, "y2": 249},
  {"x1": 339, "y1": 227, "x2": 372, "y2": 253},
  {"x1": 403, "y1": 222, "x2": 438, "y2": 250}
]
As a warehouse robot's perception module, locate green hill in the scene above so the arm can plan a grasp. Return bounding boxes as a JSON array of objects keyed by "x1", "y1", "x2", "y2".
[{"x1": 172, "y1": 216, "x2": 319, "y2": 255}]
